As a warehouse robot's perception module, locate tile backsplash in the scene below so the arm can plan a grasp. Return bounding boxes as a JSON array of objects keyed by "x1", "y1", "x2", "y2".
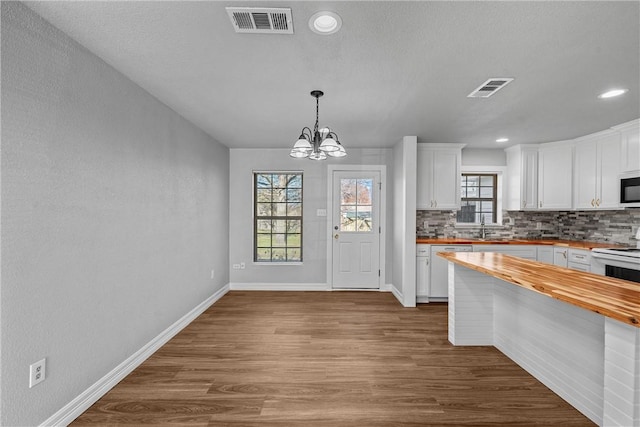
[{"x1": 416, "y1": 209, "x2": 640, "y2": 246}]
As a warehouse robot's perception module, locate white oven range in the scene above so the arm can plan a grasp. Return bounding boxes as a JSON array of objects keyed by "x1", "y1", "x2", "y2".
[{"x1": 591, "y1": 247, "x2": 640, "y2": 284}]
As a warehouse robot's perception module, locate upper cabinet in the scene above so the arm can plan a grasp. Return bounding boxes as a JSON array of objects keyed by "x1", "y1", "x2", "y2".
[
  {"x1": 573, "y1": 131, "x2": 621, "y2": 210},
  {"x1": 615, "y1": 119, "x2": 640, "y2": 173},
  {"x1": 538, "y1": 143, "x2": 573, "y2": 210},
  {"x1": 417, "y1": 144, "x2": 465, "y2": 210},
  {"x1": 505, "y1": 145, "x2": 538, "y2": 210},
  {"x1": 506, "y1": 118, "x2": 639, "y2": 212}
]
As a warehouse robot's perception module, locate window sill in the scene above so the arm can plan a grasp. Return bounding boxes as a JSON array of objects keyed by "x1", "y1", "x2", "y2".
[
  {"x1": 254, "y1": 262, "x2": 304, "y2": 266},
  {"x1": 454, "y1": 223, "x2": 506, "y2": 229}
]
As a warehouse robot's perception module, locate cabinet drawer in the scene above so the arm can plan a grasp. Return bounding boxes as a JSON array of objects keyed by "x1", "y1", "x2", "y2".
[
  {"x1": 417, "y1": 245, "x2": 430, "y2": 256},
  {"x1": 568, "y1": 262, "x2": 590, "y2": 272},
  {"x1": 568, "y1": 249, "x2": 591, "y2": 265}
]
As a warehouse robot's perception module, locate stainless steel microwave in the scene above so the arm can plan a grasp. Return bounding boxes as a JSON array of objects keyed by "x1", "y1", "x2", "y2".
[{"x1": 620, "y1": 172, "x2": 640, "y2": 207}]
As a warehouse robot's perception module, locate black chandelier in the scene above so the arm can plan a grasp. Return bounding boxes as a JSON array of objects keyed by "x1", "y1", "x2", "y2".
[{"x1": 290, "y1": 90, "x2": 346, "y2": 160}]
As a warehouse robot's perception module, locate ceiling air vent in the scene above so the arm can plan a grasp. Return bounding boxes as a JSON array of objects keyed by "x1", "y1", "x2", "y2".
[
  {"x1": 467, "y1": 78, "x2": 514, "y2": 98},
  {"x1": 226, "y1": 7, "x2": 293, "y2": 34}
]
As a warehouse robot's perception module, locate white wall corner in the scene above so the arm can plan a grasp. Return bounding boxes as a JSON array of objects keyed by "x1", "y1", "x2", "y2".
[{"x1": 39, "y1": 284, "x2": 230, "y2": 427}]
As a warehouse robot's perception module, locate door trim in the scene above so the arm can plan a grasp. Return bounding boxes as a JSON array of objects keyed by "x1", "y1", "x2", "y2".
[{"x1": 327, "y1": 165, "x2": 387, "y2": 289}]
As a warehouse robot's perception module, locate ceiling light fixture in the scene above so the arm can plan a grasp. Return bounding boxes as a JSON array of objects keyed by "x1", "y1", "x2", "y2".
[
  {"x1": 290, "y1": 90, "x2": 346, "y2": 160},
  {"x1": 496, "y1": 138, "x2": 509, "y2": 143},
  {"x1": 598, "y1": 89, "x2": 627, "y2": 99},
  {"x1": 309, "y1": 11, "x2": 342, "y2": 35}
]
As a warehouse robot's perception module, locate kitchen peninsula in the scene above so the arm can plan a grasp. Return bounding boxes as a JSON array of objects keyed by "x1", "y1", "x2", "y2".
[{"x1": 439, "y1": 251, "x2": 640, "y2": 427}]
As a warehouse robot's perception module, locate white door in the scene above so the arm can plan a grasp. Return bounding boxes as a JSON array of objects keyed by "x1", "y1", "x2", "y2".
[{"x1": 331, "y1": 171, "x2": 381, "y2": 289}]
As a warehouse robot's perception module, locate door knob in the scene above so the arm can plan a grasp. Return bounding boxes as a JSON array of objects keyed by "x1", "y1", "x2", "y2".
[{"x1": 334, "y1": 234, "x2": 339, "y2": 239}]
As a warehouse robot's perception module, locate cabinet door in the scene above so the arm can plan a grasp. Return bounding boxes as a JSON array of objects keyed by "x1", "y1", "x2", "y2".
[
  {"x1": 416, "y1": 148, "x2": 434, "y2": 209},
  {"x1": 537, "y1": 246, "x2": 554, "y2": 264},
  {"x1": 416, "y1": 256, "x2": 430, "y2": 297},
  {"x1": 553, "y1": 247, "x2": 568, "y2": 267},
  {"x1": 620, "y1": 126, "x2": 640, "y2": 173},
  {"x1": 522, "y1": 149, "x2": 538, "y2": 209},
  {"x1": 432, "y1": 150, "x2": 460, "y2": 209},
  {"x1": 597, "y1": 133, "x2": 622, "y2": 209},
  {"x1": 574, "y1": 140, "x2": 598, "y2": 209},
  {"x1": 539, "y1": 145, "x2": 573, "y2": 210}
]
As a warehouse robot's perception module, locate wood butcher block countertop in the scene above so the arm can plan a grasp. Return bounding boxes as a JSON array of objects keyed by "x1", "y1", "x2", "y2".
[
  {"x1": 439, "y1": 251, "x2": 640, "y2": 327},
  {"x1": 416, "y1": 237, "x2": 624, "y2": 249}
]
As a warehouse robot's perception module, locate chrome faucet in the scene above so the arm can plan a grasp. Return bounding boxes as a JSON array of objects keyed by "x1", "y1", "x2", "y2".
[{"x1": 480, "y1": 215, "x2": 486, "y2": 239}]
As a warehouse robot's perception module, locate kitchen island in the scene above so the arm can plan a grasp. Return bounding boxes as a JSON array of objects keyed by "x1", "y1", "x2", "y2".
[{"x1": 439, "y1": 252, "x2": 640, "y2": 427}]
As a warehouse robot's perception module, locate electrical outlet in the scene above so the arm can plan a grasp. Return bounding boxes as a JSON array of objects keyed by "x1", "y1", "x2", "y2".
[
  {"x1": 232, "y1": 264, "x2": 241, "y2": 270},
  {"x1": 210, "y1": 269, "x2": 215, "y2": 279},
  {"x1": 423, "y1": 221, "x2": 429, "y2": 229},
  {"x1": 240, "y1": 262, "x2": 246, "y2": 269},
  {"x1": 29, "y1": 358, "x2": 46, "y2": 388},
  {"x1": 536, "y1": 222, "x2": 542, "y2": 229}
]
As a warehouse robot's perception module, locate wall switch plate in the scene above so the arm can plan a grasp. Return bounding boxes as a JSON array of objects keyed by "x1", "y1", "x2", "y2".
[
  {"x1": 29, "y1": 358, "x2": 46, "y2": 388},
  {"x1": 316, "y1": 209, "x2": 327, "y2": 217},
  {"x1": 210, "y1": 269, "x2": 215, "y2": 279},
  {"x1": 232, "y1": 264, "x2": 241, "y2": 270}
]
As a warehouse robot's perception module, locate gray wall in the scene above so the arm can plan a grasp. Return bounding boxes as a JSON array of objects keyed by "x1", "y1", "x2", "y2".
[
  {"x1": 229, "y1": 148, "x2": 394, "y2": 285},
  {"x1": 462, "y1": 148, "x2": 507, "y2": 166},
  {"x1": 1, "y1": 3, "x2": 230, "y2": 425}
]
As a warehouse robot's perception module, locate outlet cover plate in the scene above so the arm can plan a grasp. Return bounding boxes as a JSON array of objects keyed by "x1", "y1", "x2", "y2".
[{"x1": 29, "y1": 358, "x2": 46, "y2": 388}]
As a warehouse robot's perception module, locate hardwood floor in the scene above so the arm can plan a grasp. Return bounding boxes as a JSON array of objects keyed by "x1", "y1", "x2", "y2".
[{"x1": 71, "y1": 291, "x2": 594, "y2": 426}]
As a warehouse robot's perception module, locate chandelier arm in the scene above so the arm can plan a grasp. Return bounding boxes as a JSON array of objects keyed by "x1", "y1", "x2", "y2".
[{"x1": 299, "y1": 127, "x2": 313, "y2": 140}]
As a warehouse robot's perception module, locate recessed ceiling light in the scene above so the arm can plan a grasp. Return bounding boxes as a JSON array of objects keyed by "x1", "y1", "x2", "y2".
[
  {"x1": 598, "y1": 89, "x2": 627, "y2": 99},
  {"x1": 496, "y1": 138, "x2": 509, "y2": 143},
  {"x1": 309, "y1": 11, "x2": 342, "y2": 35}
]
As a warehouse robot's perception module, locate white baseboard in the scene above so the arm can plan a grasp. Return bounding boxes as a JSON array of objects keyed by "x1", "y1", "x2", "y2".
[
  {"x1": 379, "y1": 283, "x2": 393, "y2": 292},
  {"x1": 230, "y1": 282, "x2": 330, "y2": 291},
  {"x1": 41, "y1": 284, "x2": 230, "y2": 427},
  {"x1": 391, "y1": 285, "x2": 403, "y2": 304}
]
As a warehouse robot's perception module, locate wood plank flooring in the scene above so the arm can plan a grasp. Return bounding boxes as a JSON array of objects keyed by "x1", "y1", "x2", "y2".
[{"x1": 71, "y1": 291, "x2": 594, "y2": 426}]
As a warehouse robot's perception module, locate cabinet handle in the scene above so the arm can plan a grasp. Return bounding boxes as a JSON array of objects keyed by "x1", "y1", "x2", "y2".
[
  {"x1": 591, "y1": 199, "x2": 595, "y2": 207},
  {"x1": 426, "y1": 259, "x2": 429, "y2": 265},
  {"x1": 434, "y1": 201, "x2": 438, "y2": 208},
  {"x1": 539, "y1": 201, "x2": 542, "y2": 208},
  {"x1": 596, "y1": 199, "x2": 600, "y2": 207},
  {"x1": 523, "y1": 200, "x2": 526, "y2": 208},
  {"x1": 563, "y1": 251, "x2": 567, "y2": 259}
]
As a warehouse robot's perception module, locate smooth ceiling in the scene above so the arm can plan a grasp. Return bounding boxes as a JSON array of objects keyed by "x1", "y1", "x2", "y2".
[{"x1": 24, "y1": 1, "x2": 640, "y2": 149}]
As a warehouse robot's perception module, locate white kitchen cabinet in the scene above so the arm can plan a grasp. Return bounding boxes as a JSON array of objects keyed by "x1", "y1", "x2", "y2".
[
  {"x1": 430, "y1": 245, "x2": 472, "y2": 300},
  {"x1": 567, "y1": 248, "x2": 591, "y2": 272},
  {"x1": 472, "y1": 245, "x2": 537, "y2": 260},
  {"x1": 538, "y1": 143, "x2": 573, "y2": 210},
  {"x1": 574, "y1": 131, "x2": 622, "y2": 210},
  {"x1": 417, "y1": 144, "x2": 465, "y2": 210},
  {"x1": 553, "y1": 247, "x2": 568, "y2": 267},
  {"x1": 505, "y1": 145, "x2": 539, "y2": 210},
  {"x1": 537, "y1": 246, "x2": 554, "y2": 264},
  {"x1": 416, "y1": 245, "x2": 430, "y2": 303},
  {"x1": 615, "y1": 119, "x2": 640, "y2": 173}
]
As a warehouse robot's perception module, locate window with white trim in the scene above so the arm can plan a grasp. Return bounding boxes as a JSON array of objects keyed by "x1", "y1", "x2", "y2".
[{"x1": 254, "y1": 173, "x2": 303, "y2": 262}]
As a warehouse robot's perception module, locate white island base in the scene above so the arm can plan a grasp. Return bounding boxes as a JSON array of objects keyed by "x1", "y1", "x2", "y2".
[{"x1": 447, "y1": 262, "x2": 640, "y2": 427}]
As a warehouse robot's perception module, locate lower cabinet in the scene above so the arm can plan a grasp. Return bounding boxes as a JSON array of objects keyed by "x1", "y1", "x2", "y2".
[
  {"x1": 537, "y1": 246, "x2": 554, "y2": 264},
  {"x1": 416, "y1": 245, "x2": 430, "y2": 303},
  {"x1": 430, "y1": 245, "x2": 473, "y2": 301},
  {"x1": 554, "y1": 247, "x2": 569, "y2": 267},
  {"x1": 472, "y1": 245, "x2": 537, "y2": 260}
]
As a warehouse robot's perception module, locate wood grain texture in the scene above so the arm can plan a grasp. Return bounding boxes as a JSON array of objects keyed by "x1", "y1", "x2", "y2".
[
  {"x1": 439, "y1": 251, "x2": 640, "y2": 327},
  {"x1": 415, "y1": 237, "x2": 625, "y2": 249},
  {"x1": 70, "y1": 291, "x2": 594, "y2": 426}
]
